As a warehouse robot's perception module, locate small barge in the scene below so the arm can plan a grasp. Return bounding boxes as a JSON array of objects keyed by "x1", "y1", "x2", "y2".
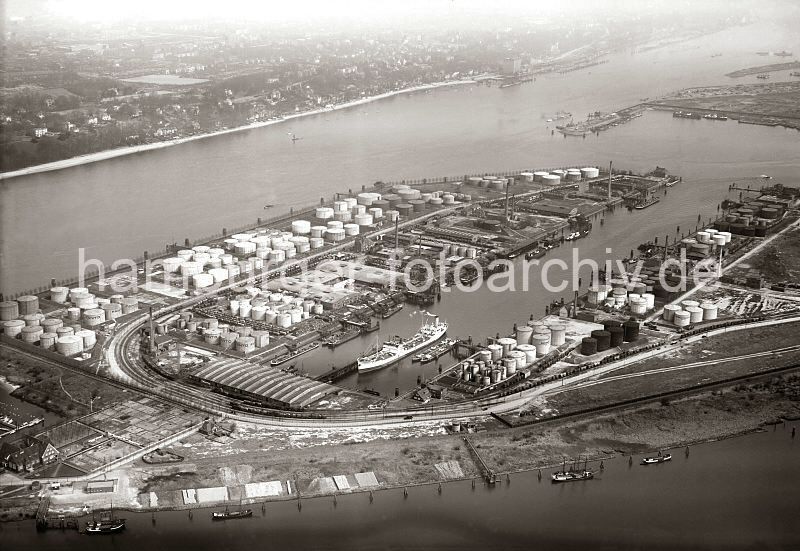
[
  {"x1": 641, "y1": 453, "x2": 672, "y2": 465},
  {"x1": 270, "y1": 342, "x2": 320, "y2": 366},
  {"x1": 212, "y1": 509, "x2": 253, "y2": 520}
]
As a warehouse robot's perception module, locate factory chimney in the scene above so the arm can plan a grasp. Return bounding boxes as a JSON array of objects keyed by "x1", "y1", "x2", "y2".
[
  {"x1": 608, "y1": 160, "x2": 613, "y2": 200},
  {"x1": 504, "y1": 181, "x2": 510, "y2": 221},
  {"x1": 148, "y1": 305, "x2": 156, "y2": 355},
  {"x1": 394, "y1": 216, "x2": 400, "y2": 251}
]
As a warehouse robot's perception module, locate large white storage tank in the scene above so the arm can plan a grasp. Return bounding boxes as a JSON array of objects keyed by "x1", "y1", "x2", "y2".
[
  {"x1": 56, "y1": 335, "x2": 83, "y2": 356},
  {"x1": 0, "y1": 301, "x2": 19, "y2": 321},
  {"x1": 291, "y1": 220, "x2": 311, "y2": 235},
  {"x1": 581, "y1": 167, "x2": 600, "y2": 179},
  {"x1": 50, "y1": 287, "x2": 70, "y2": 304}
]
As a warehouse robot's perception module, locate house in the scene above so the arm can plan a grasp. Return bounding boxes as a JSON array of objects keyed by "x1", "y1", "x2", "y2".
[
  {"x1": 33, "y1": 127, "x2": 48, "y2": 138},
  {"x1": 0, "y1": 436, "x2": 59, "y2": 473}
]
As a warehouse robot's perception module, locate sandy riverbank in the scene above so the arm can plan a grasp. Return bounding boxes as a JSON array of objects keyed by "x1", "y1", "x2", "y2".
[{"x1": 0, "y1": 79, "x2": 475, "y2": 181}]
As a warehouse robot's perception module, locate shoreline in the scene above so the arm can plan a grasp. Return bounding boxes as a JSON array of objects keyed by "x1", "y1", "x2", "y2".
[{"x1": 0, "y1": 79, "x2": 474, "y2": 182}]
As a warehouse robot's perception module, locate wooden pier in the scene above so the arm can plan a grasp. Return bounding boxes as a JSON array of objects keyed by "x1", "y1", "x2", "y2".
[
  {"x1": 36, "y1": 497, "x2": 80, "y2": 532},
  {"x1": 463, "y1": 436, "x2": 496, "y2": 484},
  {"x1": 315, "y1": 361, "x2": 358, "y2": 383}
]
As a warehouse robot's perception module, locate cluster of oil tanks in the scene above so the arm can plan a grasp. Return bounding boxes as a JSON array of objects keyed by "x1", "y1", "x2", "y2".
[
  {"x1": 465, "y1": 167, "x2": 599, "y2": 190},
  {"x1": 0, "y1": 289, "x2": 118, "y2": 357},
  {"x1": 227, "y1": 289, "x2": 322, "y2": 328},
  {"x1": 460, "y1": 318, "x2": 569, "y2": 386},
  {"x1": 172, "y1": 312, "x2": 270, "y2": 354},
  {"x1": 580, "y1": 319, "x2": 640, "y2": 355},
  {"x1": 680, "y1": 228, "x2": 731, "y2": 258},
  {"x1": 662, "y1": 299, "x2": 719, "y2": 327},
  {"x1": 715, "y1": 201, "x2": 784, "y2": 237},
  {"x1": 587, "y1": 280, "x2": 656, "y2": 315}
]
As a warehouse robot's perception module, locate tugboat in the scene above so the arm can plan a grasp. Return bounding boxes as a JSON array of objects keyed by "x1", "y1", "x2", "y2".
[
  {"x1": 641, "y1": 451, "x2": 672, "y2": 465},
  {"x1": 703, "y1": 113, "x2": 728, "y2": 121},
  {"x1": 85, "y1": 506, "x2": 125, "y2": 534},
  {"x1": 412, "y1": 338, "x2": 457, "y2": 363},
  {"x1": 381, "y1": 302, "x2": 404, "y2": 319},
  {"x1": 634, "y1": 196, "x2": 660, "y2": 210},
  {"x1": 212, "y1": 501, "x2": 253, "y2": 520},
  {"x1": 551, "y1": 458, "x2": 594, "y2": 483}
]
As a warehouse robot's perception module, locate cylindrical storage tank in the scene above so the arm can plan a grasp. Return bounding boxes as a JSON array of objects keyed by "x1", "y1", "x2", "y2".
[
  {"x1": 20, "y1": 325, "x2": 44, "y2": 343},
  {"x1": 395, "y1": 203, "x2": 413, "y2": 217},
  {"x1": 497, "y1": 337, "x2": 517, "y2": 356},
  {"x1": 630, "y1": 298, "x2": 647, "y2": 315},
  {"x1": 516, "y1": 325, "x2": 533, "y2": 345},
  {"x1": 327, "y1": 220, "x2": 344, "y2": 230},
  {"x1": 609, "y1": 326, "x2": 624, "y2": 347},
  {"x1": 478, "y1": 350, "x2": 492, "y2": 364},
  {"x1": 309, "y1": 237, "x2": 325, "y2": 249},
  {"x1": 343, "y1": 223, "x2": 360, "y2": 236},
  {"x1": 385, "y1": 210, "x2": 400, "y2": 221},
  {"x1": 49, "y1": 287, "x2": 70, "y2": 304},
  {"x1": 663, "y1": 304, "x2": 680, "y2": 322},
  {"x1": 177, "y1": 249, "x2": 194, "y2": 261},
  {"x1": 515, "y1": 344, "x2": 537, "y2": 365},
  {"x1": 408, "y1": 200, "x2": 426, "y2": 213},
  {"x1": 276, "y1": 313, "x2": 292, "y2": 328},
  {"x1": 121, "y1": 298, "x2": 138, "y2": 314},
  {"x1": 542, "y1": 174, "x2": 561, "y2": 186},
  {"x1": 251, "y1": 306, "x2": 267, "y2": 321},
  {"x1": 208, "y1": 268, "x2": 229, "y2": 283},
  {"x1": 673, "y1": 310, "x2": 691, "y2": 327},
  {"x1": 236, "y1": 336, "x2": 256, "y2": 354},
  {"x1": 310, "y1": 226, "x2": 327, "y2": 238},
  {"x1": 681, "y1": 300, "x2": 700, "y2": 310},
  {"x1": 642, "y1": 293, "x2": 655, "y2": 310},
  {"x1": 40, "y1": 318, "x2": 63, "y2": 333},
  {"x1": 67, "y1": 307, "x2": 81, "y2": 321},
  {"x1": 701, "y1": 303, "x2": 718, "y2": 321},
  {"x1": 203, "y1": 329, "x2": 221, "y2": 345},
  {"x1": 326, "y1": 228, "x2": 346, "y2": 242},
  {"x1": 334, "y1": 200, "x2": 348, "y2": 212},
  {"x1": 441, "y1": 194, "x2": 455, "y2": 205},
  {"x1": 622, "y1": 320, "x2": 640, "y2": 341},
  {"x1": 3, "y1": 319, "x2": 25, "y2": 337},
  {"x1": 56, "y1": 335, "x2": 83, "y2": 356},
  {"x1": 508, "y1": 350, "x2": 527, "y2": 370},
  {"x1": 581, "y1": 337, "x2": 598, "y2": 355},
  {"x1": 75, "y1": 329, "x2": 96, "y2": 350},
  {"x1": 316, "y1": 207, "x2": 334, "y2": 219},
  {"x1": 0, "y1": 301, "x2": 20, "y2": 321},
  {"x1": 549, "y1": 324, "x2": 566, "y2": 346},
  {"x1": 221, "y1": 332, "x2": 239, "y2": 350},
  {"x1": 208, "y1": 247, "x2": 225, "y2": 258},
  {"x1": 487, "y1": 344, "x2": 503, "y2": 361},
  {"x1": 352, "y1": 204, "x2": 367, "y2": 216},
  {"x1": 532, "y1": 171, "x2": 547, "y2": 182},
  {"x1": 17, "y1": 296, "x2": 39, "y2": 315},
  {"x1": 193, "y1": 253, "x2": 211, "y2": 267},
  {"x1": 100, "y1": 303, "x2": 122, "y2": 321},
  {"x1": 180, "y1": 261, "x2": 202, "y2": 277},
  {"x1": 268, "y1": 250, "x2": 285, "y2": 264},
  {"x1": 21, "y1": 313, "x2": 43, "y2": 326},
  {"x1": 591, "y1": 330, "x2": 611, "y2": 352},
  {"x1": 40, "y1": 332, "x2": 58, "y2": 350},
  {"x1": 291, "y1": 220, "x2": 311, "y2": 235},
  {"x1": 192, "y1": 273, "x2": 215, "y2": 289},
  {"x1": 368, "y1": 207, "x2": 383, "y2": 220},
  {"x1": 686, "y1": 306, "x2": 703, "y2": 324},
  {"x1": 587, "y1": 286, "x2": 601, "y2": 305},
  {"x1": 713, "y1": 234, "x2": 726, "y2": 247},
  {"x1": 83, "y1": 308, "x2": 105, "y2": 327},
  {"x1": 581, "y1": 167, "x2": 600, "y2": 179},
  {"x1": 532, "y1": 334, "x2": 550, "y2": 356},
  {"x1": 252, "y1": 331, "x2": 270, "y2": 348},
  {"x1": 56, "y1": 326, "x2": 74, "y2": 338},
  {"x1": 238, "y1": 303, "x2": 252, "y2": 319}
]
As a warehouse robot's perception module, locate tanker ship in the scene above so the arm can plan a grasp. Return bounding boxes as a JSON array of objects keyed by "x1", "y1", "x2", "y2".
[{"x1": 357, "y1": 314, "x2": 448, "y2": 372}]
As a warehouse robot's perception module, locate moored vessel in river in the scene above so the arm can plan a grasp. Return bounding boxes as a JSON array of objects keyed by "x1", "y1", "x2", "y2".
[{"x1": 358, "y1": 313, "x2": 447, "y2": 372}]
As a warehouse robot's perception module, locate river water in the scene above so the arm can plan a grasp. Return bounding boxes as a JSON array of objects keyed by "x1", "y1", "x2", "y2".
[
  {"x1": 1, "y1": 22, "x2": 799, "y2": 394},
  {"x1": 1, "y1": 19, "x2": 800, "y2": 549},
  {"x1": 3, "y1": 422, "x2": 798, "y2": 550}
]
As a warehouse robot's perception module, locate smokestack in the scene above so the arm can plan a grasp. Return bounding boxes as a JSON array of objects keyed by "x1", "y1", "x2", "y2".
[
  {"x1": 148, "y1": 305, "x2": 156, "y2": 355},
  {"x1": 504, "y1": 181, "x2": 510, "y2": 220},
  {"x1": 394, "y1": 216, "x2": 399, "y2": 251},
  {"x1": 608, "y1": 160, "x2": 613, "y2": 200}
]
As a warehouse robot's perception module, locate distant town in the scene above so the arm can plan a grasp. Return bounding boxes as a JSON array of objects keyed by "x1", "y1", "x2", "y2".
[{"x1": 1, "y1": 13, "x2": 736, "y2": 172}]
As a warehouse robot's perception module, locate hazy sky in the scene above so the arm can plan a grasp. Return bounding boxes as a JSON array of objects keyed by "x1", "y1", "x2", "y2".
[{"x1": 5, "y1": 0, "x2": 774, "y2": 25}]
